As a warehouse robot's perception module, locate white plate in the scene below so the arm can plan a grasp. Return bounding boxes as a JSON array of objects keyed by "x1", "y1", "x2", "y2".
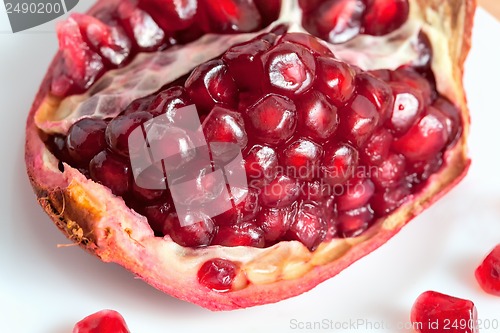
[{"x1": 0, "y1": 4, "x2": 499, "y2": 333}]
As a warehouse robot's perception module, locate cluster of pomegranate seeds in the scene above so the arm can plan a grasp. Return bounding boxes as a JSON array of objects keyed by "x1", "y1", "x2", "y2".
[
  {"x1": 300, "y1": 0, "x2": 410, "y2": 44},
  {"x1": 73, "y1": 309, "x2": 130, "y2": 333},
  {"x1": 411, "y1": 291, "x2": 479, "y2": 333},
  {"x1": 51, "y1": 0, "x2": 282, "y2": 97},
  {"x1": 475, "y1": 245, "x2": 500, "y2": 296},
  {"x1": 47, "y1": 30, "x2": 462, "y2": 255}
]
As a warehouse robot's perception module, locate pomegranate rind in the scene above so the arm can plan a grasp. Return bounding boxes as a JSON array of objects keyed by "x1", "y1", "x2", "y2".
[{"x1": 25, "y1": 0, "x2": 475, "y2": 310}]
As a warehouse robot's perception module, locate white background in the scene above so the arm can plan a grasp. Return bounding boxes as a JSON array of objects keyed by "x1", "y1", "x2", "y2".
[{"x1": 0, "y1": 3, "x2": 499, "y2": 333}]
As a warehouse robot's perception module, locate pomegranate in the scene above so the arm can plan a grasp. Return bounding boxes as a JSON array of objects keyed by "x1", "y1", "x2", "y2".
[
  {"x1": 411, "y1": 291, "x2": 479, "y2": 333},
  {"x1": 25, "y1": 0, "x2": 474, "y2": 310},
  {"x1": 73, "y1": 309, "x2": 130, "y2": 333},
  {"x1": 475, "y1": 245, "x2": 500, "y2": 296}
]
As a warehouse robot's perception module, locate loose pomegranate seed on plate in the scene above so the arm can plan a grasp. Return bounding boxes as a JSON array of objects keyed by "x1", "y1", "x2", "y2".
[
  {"x1": 475, "y1": 245, "x2": 500, "y2": 296},
  {"x1": 73, "y1": 309, "x2": 130, "y2": 333}
]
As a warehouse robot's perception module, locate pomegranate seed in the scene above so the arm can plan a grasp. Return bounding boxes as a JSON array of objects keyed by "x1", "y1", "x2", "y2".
[
  {"x1": 296, "y1": 90, "x2": 339, "y2": 142},
  {"x1": 475, "y1": 245, "x2": 500, "y2": 296},
  {"x1": 260, "y1": 174, "x2": 300, "y2": 208},
  {"x1": 362, "y1": 0, "x2": 410, "y2": 36},
  {"x1": 371, "y1": 153, "x2": 406, "y2": 188},
  {"x1": 316, "y1": 57, "x2": 356, "y2": 107},
  {"x1": 212, "y1": 223, "x2": 265, "y2": 247},
  {"x1": 73, "y1": 309, "x2": 130, "y2": 333},
  {"x1": 387, "y1": 82, "x2": 425, "y2": 136},
  {"x1": 392, "y1": 108, "x2": 449, "y2": 162},
  {"x1": 391, "y1": 67, "x2": 434, "y2": 105},
  {"x1": 89, "y1": 151, "x2": 131, "y2": 196},
  {"x1": 337, "y1": 206, "x2": 374, "y2": 238},
  {"x1": 279, "y1": 33, "x2": 334, "y2": 57},
  {"x1": 355, "y1": 73, "x2": 394, "y2": 124},
  {"x1": 408, "y1": 153, "x2": 443, "y2": 184},
  {"x1": 198, "y1": 258, "x2": 239, "y2": 292},
  {"x1": 286, "y1": 202, "x2": 326, "y2": 251},
  {"x1": 254, "y1": 0, "x2": 281, "y2": 25},
  {"x1": 203, "y1": 106, "x2": 248, "y2": 147},
  {"x1": 123, "y1": 95, "x2": 156, "y2": 115},
  {"x1": 244, "y1": 145, "x2": 279, "y2": 185},
  {"x1": 66, "y1": 118, "x2": 108, "y2": 166},
  {"x1": 223, "y1": 38, "x2": 271, "y2": 90},
  {"x1": 45, "y1": 134, "x2": 72, "y2": 164},
  {"x1": 131, "y1": 170, "x2": 167, "y2": 202},
  {"x1": 137, "y1": 0, "x2": 197, "y2": 32},
  {"x1": 147, "y1": 86, "x2": 191, "y2": 117},
  {"x1": 117, "y1": 0, "x2": 166, "y2": 51},
  {"x1": 199, "y1": 0, "x2": 262, "y2": 33},
  {"x1": 256, "y1": 205, "x2": 297, "y2": 243},
  {"x1": 432, "y1": 97, "x2": 461, "y2": 143},
  {"x1": 261, "y1": 42, "x2": 316, "y2": 96},
  {"x1": 411, "y1": 291, "x2": 479, "y2": 333},
  {"x1": 185, "y1": 59, "x2": 238, "y2": 112},
  {"x1": 340, "y1": 94, "x2": 380, "y2": 147},
  {"x1": 142, "y1": 201, "x2": 174, "y2": 235},
  {"x1": 336, "y1": 176, "x2": 375, "y2": 211},
  {"x1": 322, "y1": 142, "x2": 359, "y2": 186},
  {"x1": 368, "y1": 69, "x2": 391, "y2": 81},
  {"x1": 245, "y1": 94, "x2": 297, "y2": 145},
  {"x1": 105, "y1": 111, "x2": 153, "y2": 157},
  {"x1": 303, "y1": 0, "x2": 366, "y2": 44},
  {"x1": 371, "y1": 183, "x2": 410, "y2": 215},
  {"x1": 411, "y1": 31, "x2": 433, "y2": 70},
  {"x1": 361, "y1": 128, "x2": 393, "y2": 165},
  {"x1": 282, "y1": 139, "x2": 323, "y2": 180},
  {"x1": 168, "y1": 213, "x2": 216, "y2": 248},
  {"x1": 214, "y1": 188, "x2": 260, "y2": 226}
]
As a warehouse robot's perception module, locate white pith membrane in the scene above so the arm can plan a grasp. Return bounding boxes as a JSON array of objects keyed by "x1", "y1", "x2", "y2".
[{"x1": 30, "y1": 0, "x2": 471, "y2": 309}]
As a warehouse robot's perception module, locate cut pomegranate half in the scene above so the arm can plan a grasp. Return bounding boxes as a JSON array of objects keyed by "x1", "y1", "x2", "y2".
[{"x1": 25, "y1": 0, "x2": 474, "y2": 310}]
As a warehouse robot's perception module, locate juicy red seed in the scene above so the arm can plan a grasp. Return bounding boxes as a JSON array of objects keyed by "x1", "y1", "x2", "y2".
[
  {"x1": 203, "y1": 106, "x2": 248, "y2": 147},
  {"x1": 371, "y1": 153, "x2": 406, "y2": 188},
  {"x1": 282, "y1": 139, "x2": 323, "y2": 180},
  {"x1": 336, "y1": 176, "x2": 375, "y2": 211},
  {"x1": 475, "y1": 245, "x2": 500, "y2": 296},
  {"x1": 147, "y1": 86, "x2": 191, "y2": 117},
  {"x1": 322, "y1": 143, "x2": 359, "y2": 185},
  {"x1": 337, "y1": 206, "x2": 374, "y2": 238},
  {"x1": 340, "y1": 95, "x2": 380, "y2": 147},
  {"x1": 73, "y1": 309, "x2": 130, "y2": 333},
  {"x1": 362, "y1": 0, "x2": 410, "y2": 36},
  {"x1": 411, "y1": 291, "x2": 479, "y2": 333},
  {"x1": 387, "y1": 82, "x2": 425, "y2": 136},
  {"x1": 261, "y1": 42, "x2": 316, "y2": 96},
  {"x1": 89, "y1": 151, "x2": 131, "y2": 196},
  {"x1": 198, "y1": 258, "x2": 239, "y2": 292},
  {"x1": 361, "y1": 128, "x2": 393, "y2": 165},
  {"x1": 212, "y1": 223, "x2": 265, "y2": 247},
  {"x1": 199, "y1": 0, "x2": 262, "y2": 33},
  {"x1": 391, "y1": 67, "x2": 434, "y2": 105},
  {"x1": 303, "y1": 0, "x2": 366, "y2": 44},
  {"x1": 214, "y1": 188, "x2": 260, "y2": 226},
  {"x1": 411, "y1": 31, "x2": 433, "y2": 70},
  {"x1": 371, "y1": 183, "x2": 410, "y2": 216},
  {"x1": 244, "y1": 145, "x2": 279, "y2": 185},
  {"x1": 245, "y1": 94, "x2": 297, "y2": 145},
  {"x1": 432, "y1": 97, "x2": 461, "y2": 143},
  {"x1": 355, "y1": 73, "x2": 394, "y2": 123},
  {"x1": 279, "y1": 33, "x2": 334, "y2": 57},
  {"x1": 254, "y1": 0, "x2": 282, "y2": 25},
  {"x1": 256, "y1": 205, "x2": 296, "y2": 243},
  {"x1": 296, "y1": 90, "x2": 339, "y2": 142},
  {"x1": 185, "y1": 59, "x2": 238, "y2": 112},
  {"x1": 105, "y1": 111, "x2": 152, "y2": 157},
  {"x1": 223, "y1": 38, "x2": 272, "y2": 90},
  {"x1": 316, "y1": 57, "x2": 356, "y2": 107},
  {"x1": 286, "y1": 202, "x2": 326, "y2": 251},
  {"x1": 168, "y1": 213, "x2": 216, "y2": 248},
  {"x1": 408, "y1": 153, "x2": 443, "y2": 184},
  {"x1": 137, "y1": 0, "x2": 197, "y2": 32},
  {"x1": 142, "y1": 201, "x2": 173, "y2": 235},
  {"x1": 117, "y1": 0, "x2": 166, "y2": 51},
  {"x1": 132, "y1": 176, "x2": 167, "y2": 202},
  {"x1": 368, "y1": 69, "x2": 391, "y2": 81},
  {"x1": 123, "y1": 95, "x2": 156, "y2": 115},
  {"x1": 260, "y1": 174, "x2": 300, "y2": 208},
  {"x1": 66, "y1": 118, "x2": 108, "y2": 166},
  {"x1": 392, "y1": 108, "x2": 449, "y2": 162}
]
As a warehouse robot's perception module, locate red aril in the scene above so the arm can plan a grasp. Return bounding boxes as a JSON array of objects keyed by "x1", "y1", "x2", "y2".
[
  {"x1": 73, "y1": 310, "x2": 130, "y2": 333},
  {"x1": 362, "y1": 0, "x2": 410, "y2": 36},
  {"x1": 475, "y1": 245, "x2": 500, "y2": 296}
]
